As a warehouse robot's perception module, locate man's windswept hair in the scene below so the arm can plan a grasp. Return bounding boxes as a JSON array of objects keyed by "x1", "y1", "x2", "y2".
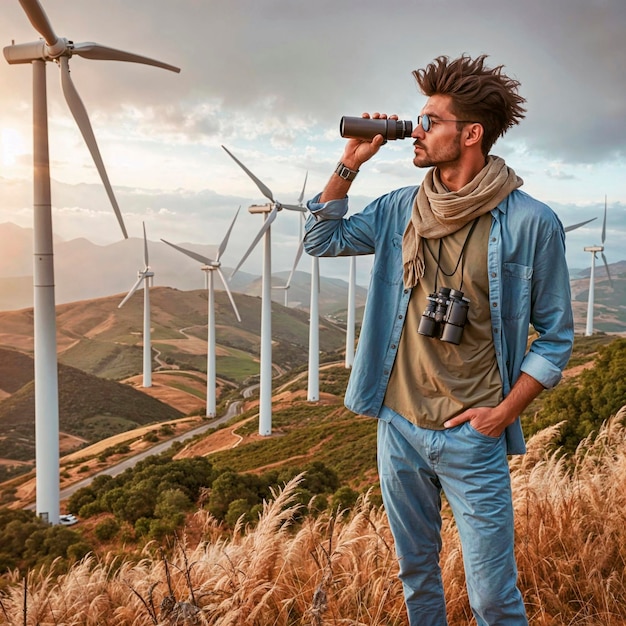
[{"x1": 413, "y1": 55, "x2": 526, "y2": 156}]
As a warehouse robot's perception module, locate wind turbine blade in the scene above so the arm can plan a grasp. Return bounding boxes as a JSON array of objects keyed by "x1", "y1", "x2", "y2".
[
  {"x1": 281, "y1": 203, "x2": 307, "y2": 213},
  {"x1": 71, "y1": 42, "x2": 180, "y2": 73},
  {"x1": 118, "y1": 274, "x2": 145, "y2": 308},
  {"x1": 564, "y1": 217, "x2": 597, "y2": 233},
  {"x1": 221, "y1": 145, "x2": 274, "y2": 203},
  {"x1": 602, "y1": 196, "x2": 607, "y2": 244},
  {"x1": 230, "y1": 206, "x2": 278, "y2": 278},
  {"x1": 601, "y1": 252, "x2": 613, "y2": 288},
  {"x1": 298, "y1": 171, "x2": 308, "y2": 205},
  {"x1": 161, "y1": 239, "x2": 214, "y2": 265},
  {"x1": 217, "y1": 206, "x2": 240, "y2": 262},
  {"x1": 143, "y1": 222, "x2": 149, "y2": 267},
  {"x1": 217, "y1": 268, "x2": 242, "y2": 322},
  {"x1": 59, "y1": 57, "x2": 128, "y2": 239},
  {"x1": 18, "y1": 0, "x2": 59, "y2": 47},
  {"x1": 286, "y1": 239, "x2": 304, "y2": 288}
]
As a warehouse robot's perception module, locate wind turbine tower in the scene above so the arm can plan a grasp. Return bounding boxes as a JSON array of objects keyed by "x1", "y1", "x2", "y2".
[
  {"x1": 118, "y1": 222, "x2": 154, "y2": 387},
  {"x1": 584, "y1": 197, "x2": 612, "y2": 336},
  {"x1": 161, "y1": 208, "x2": 241, "y2": 418},
  {"x1": 307, "y1": 252, "x2": 320, "y2": 402},
  {"x1": 4, "y1": 0, "x2": 179, "y2": 524},
  {"x1": 222, "y1": 146, "x2": 306, "y2": 435},
  {"x1": 345, "y1": 256, "x2": 357, "y2": 368},
  {"x1": 282, "y1": 172, "x2": 321, "y2": 402}
]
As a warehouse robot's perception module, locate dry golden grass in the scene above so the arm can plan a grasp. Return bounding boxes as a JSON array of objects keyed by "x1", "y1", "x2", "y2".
[{"x1": 1, "y1": 407, "x2": 626, "y2": 625}]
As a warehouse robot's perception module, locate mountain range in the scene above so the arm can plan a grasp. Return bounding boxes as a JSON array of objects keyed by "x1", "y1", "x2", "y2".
[
  {"x1": 2, "y1": 221, "x2": 625, "y2": 334},
  {"x1": 0, "y1": 222, "x2": 367, "y2": 315}
]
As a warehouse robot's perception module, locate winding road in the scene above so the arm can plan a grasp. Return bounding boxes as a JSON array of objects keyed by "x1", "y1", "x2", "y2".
[{"x1": 28, "y1": 399, "x2": 244, "y2": 507}]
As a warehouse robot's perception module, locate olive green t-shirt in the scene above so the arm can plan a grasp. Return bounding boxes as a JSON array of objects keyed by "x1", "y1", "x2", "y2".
[{"x1": 384, "y1": 213, "x2": 503, "y2": 429}]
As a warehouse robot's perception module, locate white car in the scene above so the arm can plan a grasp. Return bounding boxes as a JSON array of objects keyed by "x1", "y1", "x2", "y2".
[{"x1": 59, "y1": 514, "x2": 78, "y2": 526}]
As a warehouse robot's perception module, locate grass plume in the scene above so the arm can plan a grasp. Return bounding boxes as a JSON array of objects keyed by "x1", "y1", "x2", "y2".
[{"x1": 1, "y1": 408, "x2": 626, "y2": 624}]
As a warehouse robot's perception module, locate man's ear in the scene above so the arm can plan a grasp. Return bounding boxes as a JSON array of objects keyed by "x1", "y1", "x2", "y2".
[{"x1": 464, "y1": 123, "x2": 483, "y2": 148}]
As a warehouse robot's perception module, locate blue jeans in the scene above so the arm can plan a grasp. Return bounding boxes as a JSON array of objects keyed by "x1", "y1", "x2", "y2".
[{"x1": 377, "y1": 406, "x2": 527, "y2": 626}]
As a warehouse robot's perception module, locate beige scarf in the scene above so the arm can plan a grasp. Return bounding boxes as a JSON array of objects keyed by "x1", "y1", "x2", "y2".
[{"x1": 402, "y1": 155, "x2": 523, "y2": 288}]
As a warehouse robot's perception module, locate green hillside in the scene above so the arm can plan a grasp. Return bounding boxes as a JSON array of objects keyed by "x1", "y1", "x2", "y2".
[
  {"x1": 0, "y1": 356, "x2": 183, "y2": 462},
  {"x1": 0, "y1": 347, "x2": 34, "y2": 393},
  {"x1": 0, "y1": 287, "x2": 347, "y2": 380}
]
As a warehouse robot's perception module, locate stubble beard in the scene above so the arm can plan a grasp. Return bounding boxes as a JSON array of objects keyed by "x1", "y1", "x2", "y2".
[{"x1": 412, "y1": 136, "x2": 462, "y2": 169}]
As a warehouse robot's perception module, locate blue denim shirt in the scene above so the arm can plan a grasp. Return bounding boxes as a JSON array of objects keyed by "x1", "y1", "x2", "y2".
[{"x1": 304, "y1": 185, "x2": 574, "y2": 455}]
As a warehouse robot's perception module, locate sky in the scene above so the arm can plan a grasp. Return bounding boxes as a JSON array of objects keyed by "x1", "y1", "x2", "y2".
[{"x1": 1, "y1": 0, "x2": 625, "y2": 287}]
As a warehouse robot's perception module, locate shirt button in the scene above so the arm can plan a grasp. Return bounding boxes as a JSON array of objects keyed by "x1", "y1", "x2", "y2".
[
  {"x1": 398, "y1": 314, "x2": 403, "y2": 319},
  {"x1": 391, "y1": 344, "x2": 397, "y2": 350},
  {"x1": 492, "y1": 302, "x2": 498, "y2": 307},
  {"x1": 383, "y1": 369, "x2": 389, "y2": 375},
  {"x1": 491, "y1": 237, "x2": 496, "y2": 242},
  {"x1": 491, "y1": 272, "x2": 497, "y2": 278}
]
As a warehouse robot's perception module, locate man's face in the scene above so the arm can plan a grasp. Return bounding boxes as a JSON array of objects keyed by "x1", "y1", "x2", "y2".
[{"x1": 412, "y1": 94, "x2": 464, "y2": 169}]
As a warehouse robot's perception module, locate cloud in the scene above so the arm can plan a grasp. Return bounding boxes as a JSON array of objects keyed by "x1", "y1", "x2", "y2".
[
  {"x1": 5, "y1": 0, "x2": 624, "y2": 166},
  {"x1": 545, "y1": 166, "x2": 577, "y2": 181},
  {"x1": 2, "y1": 0, "x2": 625, "y2": 285}
]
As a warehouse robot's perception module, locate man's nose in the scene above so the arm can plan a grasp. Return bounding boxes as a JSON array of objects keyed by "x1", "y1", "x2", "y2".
[{"x1": 411, "y1": 122, "x2": 424, "y2": 139}]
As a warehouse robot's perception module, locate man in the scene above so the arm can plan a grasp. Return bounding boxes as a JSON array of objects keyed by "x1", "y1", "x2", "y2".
[{"x1": 303, "y1": 55, "x2": 574, "y2": 625}]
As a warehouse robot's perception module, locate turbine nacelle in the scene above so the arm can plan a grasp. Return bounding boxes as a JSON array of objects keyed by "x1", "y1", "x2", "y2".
[
  {"x1": 4, "y1": 39, "x2": 67, "y2": 63},
  {"x1": 584, "y1": 245, "x2": 604, "y2": 254},
  {"x1": 201, "y1": 262, "x2": 222, "y2": 270},
  {"x1": 249, "y1": 203, "x2": 275, "y2": 215}
]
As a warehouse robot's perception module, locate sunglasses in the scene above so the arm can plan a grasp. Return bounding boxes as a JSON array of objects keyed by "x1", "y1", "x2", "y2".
[{"x1": 417, "y1": 114, "x2": 476, "y2": 133}]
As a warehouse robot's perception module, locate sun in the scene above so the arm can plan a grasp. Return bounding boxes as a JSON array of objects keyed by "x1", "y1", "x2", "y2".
[{"x1": 1, "y1": 127, "x2": 26, "y2": 167}]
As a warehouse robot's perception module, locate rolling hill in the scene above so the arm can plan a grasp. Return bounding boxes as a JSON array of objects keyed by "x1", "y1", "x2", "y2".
[
  {"x1": 0, "y1": 286, "x2": 349, "y2": 471},
  {"x1": 0, "y1": 347, "x2": 184, "y2": 463},
  {"x1": 0, "y1": 286, "x2": 348, "y2": 379}
]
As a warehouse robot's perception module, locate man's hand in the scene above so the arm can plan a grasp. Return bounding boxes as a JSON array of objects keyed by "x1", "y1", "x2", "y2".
[
  {"x1": 443, "y1": 373, "x2": 546, "y2": 438},
  {"x1": 443, "y1": 406, "x2": 507, "y2": 438},
  {"x1": 340, "y1": 112, "x2": 395, "y2": 170},
  {"x1": 320, "y1": 112, "x2": 397, "y2": 204}
]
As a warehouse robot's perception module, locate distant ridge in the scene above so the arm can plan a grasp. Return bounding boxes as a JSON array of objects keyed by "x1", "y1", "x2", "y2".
[
  {"x1": 0, "y1": 347, "x2": 184, "y2": 463},
  {"x1": 0, "y1": 222, "x2": 367, "y2": 313}
]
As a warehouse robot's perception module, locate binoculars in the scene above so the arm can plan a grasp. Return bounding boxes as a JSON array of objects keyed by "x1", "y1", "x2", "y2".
[
  {"x1": 340, "y1": 116, "x2": 413, "y2": 142},
  {"x1": 417, "y1": 287, "x2": 470, "y2": 345}
]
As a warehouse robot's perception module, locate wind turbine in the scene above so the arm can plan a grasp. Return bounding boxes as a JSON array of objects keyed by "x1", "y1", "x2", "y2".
[
  {"x1": 345, "y1": 256, "x2": 357, "y2": 369},
  {"x1": 4, "y1": 0, "x2": 179, "y2": 524},
  {"x1": 275, "y1": 172, "x2": 322, "y2": 401},
  {"x1": 161, "y1": 208, "x2": 241, "y2": 418},
  {"x1": 222, "y1": 146, "x2": 306, "y2": 435},
  {"x1": 118, "y1": 222, "x2": 154, "y2": 388},
  {"x1": 583, "y1": 197, "x2": 612, "y2": 336}
]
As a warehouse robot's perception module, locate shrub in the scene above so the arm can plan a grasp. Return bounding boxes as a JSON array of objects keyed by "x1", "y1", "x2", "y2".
[
  {"x1": 330, "y1": 486, "x2": 359, "y2": 514},
  {"x1": 94, "y1": 518, "x2": 120, "y2": 542},
  {"x1": 225, "y1": 498, "x2": 254, "y2": 528},
  {"x1": 78, "y1": 501, "x2": 104, "y2": 519}
]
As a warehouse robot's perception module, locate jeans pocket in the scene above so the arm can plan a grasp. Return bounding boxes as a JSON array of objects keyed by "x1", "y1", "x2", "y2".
[{"x1": 465, "y1": 421, "x2": 502, "y2": 443}]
